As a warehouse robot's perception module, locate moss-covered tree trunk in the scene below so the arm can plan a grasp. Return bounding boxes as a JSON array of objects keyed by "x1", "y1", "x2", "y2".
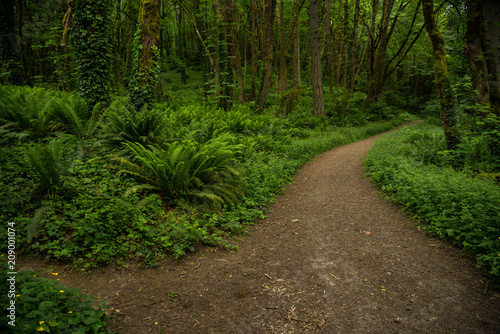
[
  {"x1": 464, "y1": 0, "x2": 500, "y2": 116},
  {"x1": 422, "y1": 0, "x2": 459, "y2": 150},
  {"x1": 128, "y1": 0, "x2": 161, "y2": 111},
  {"x1": 73, "y1": 0, "x2": 112, "y2": 110},
  {"x1": 309, "y1": 0, "x2": 325, "y2": 117},
  {"x1": 349, "y1": 0, "x2": 361, "y2": 94}
]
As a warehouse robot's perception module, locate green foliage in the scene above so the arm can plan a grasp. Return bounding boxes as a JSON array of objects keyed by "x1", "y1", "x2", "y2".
[
  {"x1": 365, "y1": 124, "x2": 500, "y2": 283},
  {"x1": 24, "y1": 137, "x2": 77, "y2": 193},
  {"x1": 100, "y1": 100, "x2": 169, "y2": 148},
  {"x1": 1, "y1": 86, "x2": 404, "y2": 266},
  {"x1": 0, "y1": 85, "x2": 93, "y2": 142},
  {"x1": 0, "y1": 263, "x2": 108, "y2": 333},
  {"x1": 73, "y1": 0, "x2": 112, "y2": 109},
  {"x1": 117, "y1": 138, "x2": 245, "y2": 212},
  {"x1": 276, "y1": 89, "x2": 305, "y2": 115},
  {"x1": 128, "y1": 0, "x2": 161, "y2": 111}
]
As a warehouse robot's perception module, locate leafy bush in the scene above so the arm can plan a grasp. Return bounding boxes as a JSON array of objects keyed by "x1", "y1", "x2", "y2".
[
  {"x1": 0, "y1": 263, "x2": 108, "y2": 333},
  {"x1": 365, "y1": 124, "x2": 500, "y2": 283}
]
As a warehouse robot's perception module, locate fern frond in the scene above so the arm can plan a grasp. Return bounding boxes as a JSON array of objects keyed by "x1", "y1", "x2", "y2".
[{"x1": 27, "y1": 206, "x2": 52, "y2": 243}]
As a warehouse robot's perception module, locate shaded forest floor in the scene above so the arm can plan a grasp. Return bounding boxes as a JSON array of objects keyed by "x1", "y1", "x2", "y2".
[{"x1": 21, "y1": 125, "x2": 500, "y2": 333}]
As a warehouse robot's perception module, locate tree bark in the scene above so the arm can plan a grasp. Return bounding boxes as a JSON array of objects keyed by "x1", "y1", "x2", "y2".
[
  {"x1": 309, "y1": 0, "x2": 325, "y2": 116},
  {"x1": 366, "y1": 0, "x2": 396, "y2": 105},
  {"x1": 249, "y1": 0, "x2": 259, "y2": 100},
  {"x1": 292, "y1": 0, "x2": 301, "y2": 89},
  {"x1": 233, "y1": 2, "x2": 246, "y2": 102},
  {"x1": 257, "y1": 0, "x2": 277, "y2": 111},
  {"x1": 342, "y1": 0, "x2": 350, "y2": 91},
  {"x1": 325, "y1": 0, "x2": 334, "y2": 94},
  {"x1": 128, "y1": 0, "x2": 161, "y2": 110},
  {"x1": 422, "y1": 0, "x2": 459, "y2": 150},
  {"x1": 464, "y1": 0, "x2": 500, "y2": 115},
  {"x1": 333, "y1": 0, "x2": 344, "y2": 87},
  {"x1": 278, "y1": 0, "x2": 287, "y2": 93},
  {"x1": 349, "y1": 0, "x2": 360, "y2": 94}
]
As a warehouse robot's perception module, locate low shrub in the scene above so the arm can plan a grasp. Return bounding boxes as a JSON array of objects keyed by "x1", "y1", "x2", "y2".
[
  {"x1": 0, "y1": 263, "x2": 108, "y2": 333},
  {"x1": 364, "y1": 124, "x2": 500, "y2": 283}
]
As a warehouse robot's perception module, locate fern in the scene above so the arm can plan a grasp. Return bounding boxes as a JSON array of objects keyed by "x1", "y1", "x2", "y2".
[
  {"x1": 100, "y1": 101, "x2": 168, "y2": 148},
  {"x1": 27, "y1": 206, "x2": 52, "y2": 243},
  {"x1": 117, "y1": 138, "x2": 245, "y2": 212},
  {"x1": 24, "y1": 137, "x2": 77, "y2": 192}
]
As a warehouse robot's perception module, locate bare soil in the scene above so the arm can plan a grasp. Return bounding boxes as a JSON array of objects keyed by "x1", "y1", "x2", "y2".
[{"x1": 21, "y1": 127, "x2": 500, "y2": 333}]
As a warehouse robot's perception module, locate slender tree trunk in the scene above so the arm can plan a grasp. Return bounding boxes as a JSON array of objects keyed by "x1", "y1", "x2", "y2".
[
  {"x1": 325, "y1": 0, "x2": 334, "y2": 94},
  {"x1": 278, "y1": 0, "x2": 287, "y2": 93},
  {"x1": 342, "y1": 0, "x2": 350, "y2": 92},
  {"x1": 366, "y1": 0, "x2": 396, "y2": 105},
  {"x1": 17, "y1": 0, "x2": 31, "y2": 86},
  {"x1": 309, "y1": 0, "x2": 325, "y2": 116},
  {"x1": 349, "y1": 0, "x2": 360, "y2": 94},
  {"x1": 233, "y1": 2, "x2": 246, "y2": 102},
  {"x1": 258, "y1": 0, "x2": 277, "y2": 111},
  {"x1": 0, "y1": 0, "x2": 24, "y2": 85},
  {"x1": 333, "y1": 0, "x2": 344, "y2": 87},
  {"x1": 464, "y1": 0, "x2": 500, "y2": 115},
  {"x1": 250, "y1": 0, "x2": 259, "y2": 100},
  {"x1": 422, "y1": 0, "x2": 459, "y2": 150},
  {"x1": 292, "y1": 0, "x2": 301, "y2": 89}
]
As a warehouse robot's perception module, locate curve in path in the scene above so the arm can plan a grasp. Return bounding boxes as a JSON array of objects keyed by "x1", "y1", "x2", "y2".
[{"x1": 29, "y1": 127, "x2": 500, "y2": 333}]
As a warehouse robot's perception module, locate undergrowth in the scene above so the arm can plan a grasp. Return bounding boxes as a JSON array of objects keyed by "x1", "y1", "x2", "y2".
[
  {"x1": 0, "y1": 262, "x2": 108, "y2": 333},
  {"x1": 364, "y1": 120, "x2": 500, "y2": 284},
  {"x1": 1, "y1": 84, "x2": 405, "y2": 268}
]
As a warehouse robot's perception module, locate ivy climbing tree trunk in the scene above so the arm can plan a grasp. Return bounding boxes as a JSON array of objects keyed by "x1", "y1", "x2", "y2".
[
  {"x1": 128, "y1": 0, "x2": 161, "y2": 111},
  {"x1": 422, "y1": 0, "x2": 459, "y2": 150},
  {"x1": 309, "y1": 0, "x2": 325, "y2": 116},
  {"x1": 73, "y1": 0, "x2": 112, "y2": 110}
]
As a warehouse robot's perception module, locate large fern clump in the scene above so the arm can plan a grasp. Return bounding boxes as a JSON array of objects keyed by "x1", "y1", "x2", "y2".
[
  {"x1": 0, "y1": 85, "x2": 92, "y2": 141},
  {"x1": 100, "y1": 101, "x2": 169, "y2": 148},
  {"x1": 116, "y1": 138, "x2": 245, "y2": 212}
]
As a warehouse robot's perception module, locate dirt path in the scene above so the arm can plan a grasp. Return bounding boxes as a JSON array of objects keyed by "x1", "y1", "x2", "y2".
[{"x1": 22, "y1": 127, "x2": 500, "y2": 333}]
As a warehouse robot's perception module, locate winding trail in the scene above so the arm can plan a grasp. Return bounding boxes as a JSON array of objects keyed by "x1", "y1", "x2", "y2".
[{"x1": 24, "y1": 126, "x2": 500, "y2": 333}]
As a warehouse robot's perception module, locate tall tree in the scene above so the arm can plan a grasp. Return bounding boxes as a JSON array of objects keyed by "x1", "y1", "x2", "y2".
[
  {"x1": 278, "y1": 0, "x2": 287, "y2": 93},
  {"x1": 0, "y1": 0, "x2": 24, "y2": 85},
  {"x1": 463, "y1": 0, "x2": 500, "y2": 115},
  {"x1": 73, "y1": 0, "x2": 113, "y2": 109},
  {"x1": 128, "y1": 0, "x2": 161, "y2": 111},
  {"x1": 349, "y1": 0, "x2": 361, "y2": 94},
  {"x1": 257, "y1": 0, "x2": 277, "y2": 111},
  {"x1": 309, "y1": 0, "x2": 325, "y2": 116},
  {"x1": 291, "y1": 0, "x2": 302, "y2": 89},
  {"x1": 422, "y1": 0, "x2": 459, "y2": 149}
]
